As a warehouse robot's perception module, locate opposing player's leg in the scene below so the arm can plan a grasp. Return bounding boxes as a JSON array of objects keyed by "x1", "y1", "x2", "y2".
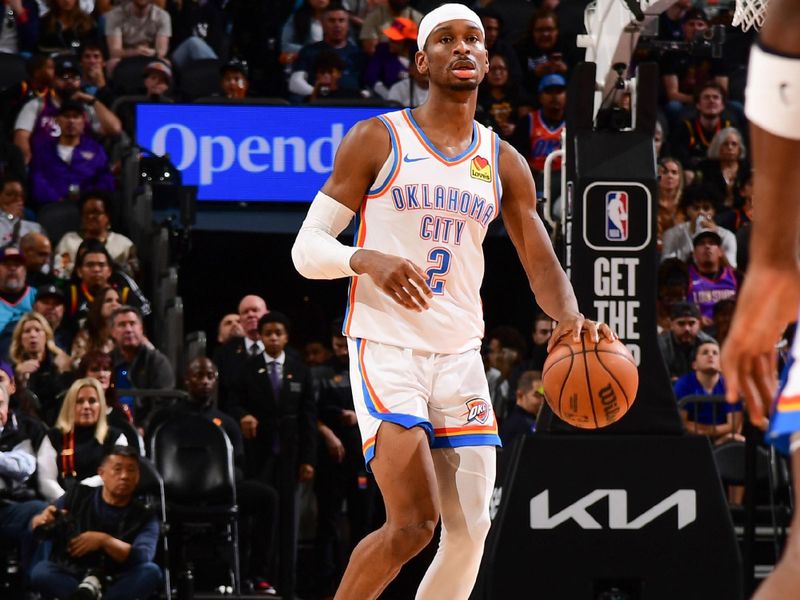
[
  {"x1": 334, "y1": 422, "x2": 440, "y2": 600},
  {"x1": 416, "y1": 445, "x2": 495, "y2": 600}
]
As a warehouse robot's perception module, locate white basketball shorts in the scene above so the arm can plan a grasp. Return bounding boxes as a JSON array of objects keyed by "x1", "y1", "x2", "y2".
[{"x1": 348, "y1": 337, "x2": 501, "y2": 469}]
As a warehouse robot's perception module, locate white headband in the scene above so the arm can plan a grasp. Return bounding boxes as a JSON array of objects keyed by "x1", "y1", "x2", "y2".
[{"x1": 417, "y1": 3, "x2": 485, "y2": 51}]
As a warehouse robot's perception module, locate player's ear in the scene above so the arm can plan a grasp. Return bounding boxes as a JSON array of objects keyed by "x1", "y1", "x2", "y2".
[{"x1": 415, "y1": 50, "x2": 428, "y2": 75}]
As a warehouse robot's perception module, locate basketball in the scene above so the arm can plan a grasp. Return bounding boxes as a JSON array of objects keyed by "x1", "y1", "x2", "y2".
[{"x1": 541, "y1": 330, "x2": 638, "y2": 429}]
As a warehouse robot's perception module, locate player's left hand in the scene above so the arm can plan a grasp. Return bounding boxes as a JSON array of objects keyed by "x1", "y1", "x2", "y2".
[{"x1": 547, "y1": 313, "x2": 617, "y2": 352}]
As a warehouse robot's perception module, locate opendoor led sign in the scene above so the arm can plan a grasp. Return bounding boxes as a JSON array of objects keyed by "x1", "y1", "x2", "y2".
[{"x1": 136, "y1": 104, "x2": 388, "y2": 202}]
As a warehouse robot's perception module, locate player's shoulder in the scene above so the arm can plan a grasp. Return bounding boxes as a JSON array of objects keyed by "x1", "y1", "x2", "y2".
[
  {"x1": 336, "y1": 115, "x2": 393, "y2": 169},
  {"x1": 343, "y1": 115, "x2": 392, "y2": 148}
]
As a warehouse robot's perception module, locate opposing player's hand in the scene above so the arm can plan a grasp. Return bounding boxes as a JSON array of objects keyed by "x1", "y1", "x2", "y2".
[
  {"x1": 547, "y1": 314, "x2": 617, "y2": 352},
  {"x1": 721, "y1": 265, "x2": 800, "y2": 428},
  {"x1": 351, "y1": 249, "x2": 433, "y2": 312}
]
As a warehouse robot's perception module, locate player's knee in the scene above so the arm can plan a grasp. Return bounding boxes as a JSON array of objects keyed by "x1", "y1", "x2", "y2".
[{"x1": 386, "y1": 517, "x2": 438, "y2": 562}]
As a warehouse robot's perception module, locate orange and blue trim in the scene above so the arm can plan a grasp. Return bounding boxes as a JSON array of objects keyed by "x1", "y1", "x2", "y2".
[
  {"x1": 767, "y1": 355, "x2": 800, "y2": 454},
  {"x1": 402, "y1": 109, "x2": 480, "y2": 166},
  {"x1": 354, "y1": 338, "x2": 434, "y2": 469},
  {"x1": 366, "y1": 115, "x2": 402, "y2": 198},
  {"x1": 491, "y1": 132, "x2": 502, "y2": 213},
  {"x1": 431, "y1": 424, "x2": 501, "y2": 450}
]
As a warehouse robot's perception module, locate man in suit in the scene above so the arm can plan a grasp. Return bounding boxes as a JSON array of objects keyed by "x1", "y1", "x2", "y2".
[
  {"x1": 213, "y1": 294, "x2": 268, "y2": 412},
  {"x1": 227, "y1": 311, "x2": 316, "y2": 597}
]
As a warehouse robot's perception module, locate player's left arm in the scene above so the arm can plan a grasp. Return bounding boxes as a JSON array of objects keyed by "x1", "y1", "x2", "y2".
[{"x1": 498, "y1": 140, "x2": 616, "y2": 351}]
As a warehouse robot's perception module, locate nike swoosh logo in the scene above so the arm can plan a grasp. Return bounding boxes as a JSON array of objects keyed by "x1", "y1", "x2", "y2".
[{"x1": 403, "y1": 154, "x2": 429, "y2": 163}]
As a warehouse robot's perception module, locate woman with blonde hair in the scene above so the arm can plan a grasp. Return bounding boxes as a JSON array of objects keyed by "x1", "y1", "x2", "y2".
[
  {"x1": 36, "y1": 377, "x2": 127, "y2": 501},
  {"x1": 10, "y1": 312, "x2": 71, "y2": 426},
  {"x1": 696, "y1": 127, "x2": 750, "y2": 212}
]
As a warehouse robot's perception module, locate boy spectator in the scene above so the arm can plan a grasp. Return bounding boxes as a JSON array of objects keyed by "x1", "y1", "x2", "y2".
[
  {"x1": 674, "y1": 340, "x2": 742, "y2": 444},
  {"x1": 28, "y1": 100, "x2": 115, "y2": 206},
  {"x1": 289, "y1": 3, "x2": 366, "y2": 101},
  {"x1": 228, "y1": 311, "x2": 316, "y2": 483}
]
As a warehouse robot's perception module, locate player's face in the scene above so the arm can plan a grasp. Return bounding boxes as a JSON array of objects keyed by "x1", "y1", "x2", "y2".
[{"x1": 418, "y1": 20, "x2": 488, "y2": 92}]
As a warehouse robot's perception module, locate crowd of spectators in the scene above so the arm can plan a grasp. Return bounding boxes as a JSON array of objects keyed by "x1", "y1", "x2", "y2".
[{"x1": 0, "y1": 0, "x2": 784, "y2": 597}]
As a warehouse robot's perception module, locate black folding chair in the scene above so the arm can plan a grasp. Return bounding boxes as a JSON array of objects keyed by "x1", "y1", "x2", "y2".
[{"x1": 150, "y1": 413, "x2": 241, "y2": 596}]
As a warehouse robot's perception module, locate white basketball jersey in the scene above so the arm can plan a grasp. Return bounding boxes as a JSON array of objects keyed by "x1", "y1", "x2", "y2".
[{"x1": 343, "y1": 108, "x2": 502, "y2": 354}]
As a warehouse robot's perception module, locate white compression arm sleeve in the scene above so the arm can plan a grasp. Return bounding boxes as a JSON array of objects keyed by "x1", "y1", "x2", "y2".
[{"x1": 292, "y1": 191, "x2": 360, "y2": 279}]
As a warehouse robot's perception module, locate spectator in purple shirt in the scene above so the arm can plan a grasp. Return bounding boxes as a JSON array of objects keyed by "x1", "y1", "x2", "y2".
[{"x1": 29, "y1": 100, "x2": 114, "y2": 206}]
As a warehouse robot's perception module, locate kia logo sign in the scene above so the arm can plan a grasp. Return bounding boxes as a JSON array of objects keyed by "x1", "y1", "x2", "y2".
[
  {"x1": 136, "y1": 104, "x2": 388, "y2": 203},
  {"x1": 530, "y1": 489, "x2": 697, "y2": 530}
]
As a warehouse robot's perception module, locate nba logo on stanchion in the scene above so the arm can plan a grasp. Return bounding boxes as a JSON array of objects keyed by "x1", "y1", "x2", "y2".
[{"x1": 605, "y1": 191, "x2": 629, "y2": 241}]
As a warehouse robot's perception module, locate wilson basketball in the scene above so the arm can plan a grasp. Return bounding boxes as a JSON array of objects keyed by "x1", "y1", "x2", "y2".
[{"x1": 541, "y1": 330, "x2": 638, "y2": 429}]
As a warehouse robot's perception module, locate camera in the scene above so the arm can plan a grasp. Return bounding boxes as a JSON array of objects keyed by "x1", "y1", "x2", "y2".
[{"x1": 34, "y1": 509, "x2": 78, "y2": 542}]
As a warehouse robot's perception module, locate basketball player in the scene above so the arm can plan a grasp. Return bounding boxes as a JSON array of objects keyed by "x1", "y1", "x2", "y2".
[
  {"x1": 292, "y1": 5, "x2": 614, "y2": 599},
  {"x1": 721, "y1": 0, "x2": 800, "y2": 597}
]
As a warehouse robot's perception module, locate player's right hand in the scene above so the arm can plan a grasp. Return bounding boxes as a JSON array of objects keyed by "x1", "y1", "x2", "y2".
[
  {"x1": 721, "y1": 264, "x2": 800, "y2": 428},
  {"x1": 351, "y1": 249, "x2": 433, "y2": 312}
]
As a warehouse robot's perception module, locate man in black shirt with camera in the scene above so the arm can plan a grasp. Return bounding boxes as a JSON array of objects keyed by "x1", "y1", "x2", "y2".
[{"x1": 29, "y1": 446, "x2": 161, "y2": 600}]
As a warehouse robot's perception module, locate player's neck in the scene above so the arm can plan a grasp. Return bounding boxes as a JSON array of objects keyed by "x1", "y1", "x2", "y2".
[{"x1": 413, "y1": 93, "x2": 477, "y2": 139}]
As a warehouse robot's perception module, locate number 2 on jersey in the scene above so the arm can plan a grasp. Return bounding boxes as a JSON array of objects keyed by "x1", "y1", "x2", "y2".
[{"x1": 425, "y1": 248, "x2": 451, "y2": 295}]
